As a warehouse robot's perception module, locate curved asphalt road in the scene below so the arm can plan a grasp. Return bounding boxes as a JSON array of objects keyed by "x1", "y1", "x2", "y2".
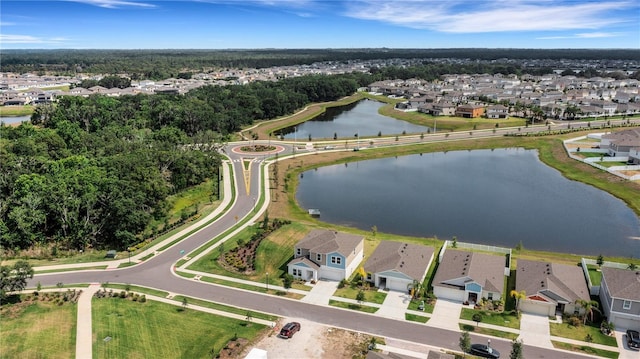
[{"x1": 29, "y1": 123, "x2": 631, "y2": 358}]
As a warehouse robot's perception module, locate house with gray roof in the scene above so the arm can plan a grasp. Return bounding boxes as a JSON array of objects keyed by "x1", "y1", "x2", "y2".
[
  {"x1": 601, "y1": 128, "x2": 640, "y2": 157},
  {"x1": 515, "y1": 259, "x2": 589, "y2": 316},
  {"x1": 432, "y1": 249, "x2": 507, "y2": 304},
  {"x1": 599, "y1": 267, "x2": 640, "y2": 330},
  {"x1": 287, "y1": 229, "x2": 364, "y2": 282},
  {"x1": 363, "y1": 241, "x2": 434, "y2": 292}
]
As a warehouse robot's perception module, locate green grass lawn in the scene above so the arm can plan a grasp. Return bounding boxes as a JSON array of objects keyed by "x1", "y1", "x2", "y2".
[
  {"x1": 0, "y1": 105, "x2": 34, "y2": 116},
  {"x1": 329, "y1": 299, "x2": 379, "y2": 313},
  {"x1": 407, "y1": 300, "x2": 434, "y2": 313},
  {"x1": 460, "y1": 308, "x2": 520, "y2": 329},
  {"x1": 1, "y1": 297, "x2": 77, "y2": 359},
  {"x1": 460, "y1": 324, "x2": 519, "y2": 340},
  {"x1": 171, "y1": 295, "x2": 277, "y2": 321},
  {"x1": 92, "y1": 298, "x2": 267, "y2": 359},
  {"x1": 333, "y1": 286, "x2": 387, "y2": 304},
  {"x1": 405, "y1": 313, "x2": 429, "y2": 323},
  {"x1": 550, "y1": 321, "x2": 618, "y2": 347},
  {"x1": 587, "y1": 265, "x2": 602, "y2": 286},
  {"x1": 552, "y1": 341, "x2": 619, "y2": 359}
]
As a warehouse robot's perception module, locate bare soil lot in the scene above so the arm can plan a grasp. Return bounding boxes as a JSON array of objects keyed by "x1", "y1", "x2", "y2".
[{"x1": 241, "y1": 318, "x2": 371, "y2": 359}]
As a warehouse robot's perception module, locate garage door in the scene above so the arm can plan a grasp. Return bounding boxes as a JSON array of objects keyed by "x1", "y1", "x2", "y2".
[
  {"x1": 320, "y1": 267, "x2": 344, "y2": 281},
  {"x1": 520, "y1": 300, "x2": 552, "y2": 316},
  {"x1": 434, "y1": 286, "x2": 465, "y2": 302},
  {"x1": 612, "y1": 316, "x2": 640, "y2": 331},
  {"x1": 385, "y1": 278, "x2": 410, "y2": 292}
]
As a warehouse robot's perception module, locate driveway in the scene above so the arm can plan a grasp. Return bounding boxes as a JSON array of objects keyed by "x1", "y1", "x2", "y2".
[
  {"x1": 427, "y1": 299, "x2": 462, "y2": 331},
  {"x1": 518, "y1": 313, "x2": 553, "y2": 349},
  {"x1": 376, "y1": 290, "x2": 411, "y2": 320},
  {"x1": 300, "y1": 280, "x2": 338, "y2": 305},
  {"x1": 614, "y1": 330, "x2": 639, "y2": 359}
]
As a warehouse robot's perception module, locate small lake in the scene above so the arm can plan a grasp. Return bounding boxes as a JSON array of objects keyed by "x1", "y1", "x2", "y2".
[
  {"x1": 0, "y1": 115, "x2": 31, "y2": 125},
  {"x1": 277, "y1": 99, "x2": 430, "y2": 140},
  {"x1": 296, "y1": 148, "x2": 640, "y2": 257}
]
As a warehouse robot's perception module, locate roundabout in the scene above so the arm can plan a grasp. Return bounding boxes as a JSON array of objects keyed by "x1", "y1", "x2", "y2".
[{"x1": 231, "y1": 144, "x2": 285, "y2": 156}]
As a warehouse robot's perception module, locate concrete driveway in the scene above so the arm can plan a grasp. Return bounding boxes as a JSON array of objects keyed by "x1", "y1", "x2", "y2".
[
  {"x1": 300, "y1": 280, "x2": 338, "y2": 305},
  {"x1": 427, "y1": 299, "x2": 463, "y2": 331},
  {"x1": 376, "y1": 290, "x2": 411, "y2": 320},
  {"x1": 518, "y1": 313, "x2": 553, "y2": 349},
  {"x1": 614, "y1": 330, "x2": 639, "y2": 359}
]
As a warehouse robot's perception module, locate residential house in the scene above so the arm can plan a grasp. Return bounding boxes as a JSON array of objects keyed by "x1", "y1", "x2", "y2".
[
  {"x1": 515, "y1": 259, "x2": 589, "y2": 316},
  {"x1": 599, "y1": 267, "x2": 640, "y2": 330},
  {"x1": 600, "y1": 128, "x2": 640, "y2": 157},
  {"x1": 363, "y1": 241, "x2": 434, "y2": 292},
  {"x1": 455, "y1": 104, "x2": 485, "y2": 118},
  {"x1": 287, "y1": 229, "x2": 364, "y2": 282},
  {"x1": 432, "y1": 249, "x2": 506, "y2": 303},
  {"x1": 486, "y1": 105, "x2": 509, "y2": 119},
  {"x1": 430, "y1": 102, "x2": 457, "y2": 116}
]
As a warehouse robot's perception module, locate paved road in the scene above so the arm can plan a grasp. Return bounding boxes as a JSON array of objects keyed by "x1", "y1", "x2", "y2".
[{"x1": 30, "y1": 121, "x2": 637, "y2": 358}]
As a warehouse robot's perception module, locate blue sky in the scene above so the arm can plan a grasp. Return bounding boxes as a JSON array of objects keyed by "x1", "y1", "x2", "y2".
[{"x1": 1, "y1": 0, "x2": 639, "y2": 49}]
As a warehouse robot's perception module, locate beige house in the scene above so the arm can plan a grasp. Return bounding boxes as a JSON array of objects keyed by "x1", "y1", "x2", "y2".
[{"x1": 515, "y1": 259, "x2": 589, "y2": 316}]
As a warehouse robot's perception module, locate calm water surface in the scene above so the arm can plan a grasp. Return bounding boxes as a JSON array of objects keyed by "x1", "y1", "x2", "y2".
[
  {"x1": 278, "y1": 99, "x2": 430, "y2": 139},
  {"x1": 296, "y1": 148, "x2": 640, "y2": 257},
  {"x1": 0, "y1": 115, "x2": 30, "y2": 125}
]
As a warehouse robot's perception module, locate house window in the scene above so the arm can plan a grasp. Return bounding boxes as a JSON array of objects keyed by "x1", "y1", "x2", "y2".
[
  {"x1": 366, "y1": 273, "x2": 372, "y2": 281},
  {"x1": 331, "y1": 256, "x2": 342, "y2": 265},
  {"x1": 623, "y1": 300, "x2": 632, "y2": 310},
  {"x1": 487, "y1": 293, "x2": 493, "y2": 300},
  {"x1": 316, "y1": 253, "x2": 322, "y2": 262},
  {"x1": 296, "y1": 248, "x2": 301, "y2": 256},
  {"x1": 293, "y1": 269, "x2": 301, "y2": 276}
]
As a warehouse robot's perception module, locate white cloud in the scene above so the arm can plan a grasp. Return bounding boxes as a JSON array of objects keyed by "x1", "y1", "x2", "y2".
[
  {"x1": 0, "y1": 34, "x2": 68, "y2": 44},
  {"x1": 344, "y1": 0, "x2": 636, "y2": 33},
  {"x1": 537, "y1": 32, "x2": 624, "y2": 40},
  {"x1": 69, "y1": 0, "x2": 156, "y2": 9}
]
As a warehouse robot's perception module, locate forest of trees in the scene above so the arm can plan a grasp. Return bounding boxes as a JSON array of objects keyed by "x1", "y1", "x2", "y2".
[{"x1": 2, "y1": 48, "x2": 638, "y2": 79}]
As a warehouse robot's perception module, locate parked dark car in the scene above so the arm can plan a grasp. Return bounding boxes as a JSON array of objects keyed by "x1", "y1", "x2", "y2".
[
  {"x1": 470, "y1": 343, "x2": 500, "y2": 358},
  {"x1": 278, "y1": 322, "x2": 301, "y2": 339},
  {"x1": 627, "y1": 329, "x2": 640, "y2": 350}
]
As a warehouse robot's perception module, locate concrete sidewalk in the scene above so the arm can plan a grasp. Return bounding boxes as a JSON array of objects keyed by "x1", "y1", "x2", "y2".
[{"x1": 75, "y1": 284, "x2": 102, "y2": 359}]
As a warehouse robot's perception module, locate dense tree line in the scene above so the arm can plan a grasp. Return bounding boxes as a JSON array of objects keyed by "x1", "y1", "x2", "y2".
[
  {"x1": 78, "y1": 75, "x2": 132, "y2": 89},
  {"x1": 2, "y1": 48, "x2": 638, "y2": 79},
  {"x1": 1, "y1": 116, "x2": 222, "y2": 252}
]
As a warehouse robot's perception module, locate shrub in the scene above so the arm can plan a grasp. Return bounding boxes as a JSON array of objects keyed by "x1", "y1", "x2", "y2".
[
  {"x1": 338, "y1": 279, "x2": 347, "y2": 289},
  {"x1": 568, "y1": 316, "x2": 582, "y2": 327},
  {"x1": 139, "y1": 295, "x2": 146, "y2": 303}
]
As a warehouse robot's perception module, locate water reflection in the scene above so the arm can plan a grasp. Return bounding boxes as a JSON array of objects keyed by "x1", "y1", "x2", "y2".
[
  {"x1": 278, "y1": 99, "x2": 430, "y2": 139},
  {"x1": 296, "y1": 148, "x2": 640, "y2": 257}
]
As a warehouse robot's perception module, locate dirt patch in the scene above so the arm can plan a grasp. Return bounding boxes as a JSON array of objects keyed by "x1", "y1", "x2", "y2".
[{"x1": 241, "y1": 318, "x2": 371, "y2": 359}]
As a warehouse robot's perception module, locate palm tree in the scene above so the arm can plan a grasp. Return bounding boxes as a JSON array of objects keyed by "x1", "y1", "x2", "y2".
[
  {"x1": 510, "y1": 290, "x2": 526, "y2": 313},
  {"x1": 576, "y1": 299, "x2": 601, "y2": 325}
]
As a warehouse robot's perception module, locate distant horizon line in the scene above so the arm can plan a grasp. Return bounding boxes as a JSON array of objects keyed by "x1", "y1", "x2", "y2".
[{"x1": 3, "y1": 47, "x2": 639, "y2": 51}]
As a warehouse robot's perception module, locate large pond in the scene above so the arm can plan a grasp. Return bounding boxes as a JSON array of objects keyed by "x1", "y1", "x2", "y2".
[
  {"x1": 296, "y1": 148, "x2": 640, "y2": 257},
  {"x1": 277, "y1": 99, "x2": 430, "y2": 140}
]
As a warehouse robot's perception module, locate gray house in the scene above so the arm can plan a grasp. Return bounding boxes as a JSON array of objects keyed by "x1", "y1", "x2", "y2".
[
  {"x1": 516, "y1": 259, "x2": 589, "y2": 316},
  {"x1": 432, "y1": 249, "x2": 506, "y2": 303},
  {"x1": 363, "y1": 241, "x2": 434, "y2": 292},
  {"x1": 599, "y1": 267, "x2": 640, "y2": 330}
]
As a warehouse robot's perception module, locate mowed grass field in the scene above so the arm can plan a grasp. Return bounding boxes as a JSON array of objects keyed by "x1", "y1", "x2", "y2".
[
  {"x1": 0, "y1": 299, "x2": 77, "y2": 359},
  {"x1": 92, "y1": 299, "x2": 266, "y2": 359}
]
